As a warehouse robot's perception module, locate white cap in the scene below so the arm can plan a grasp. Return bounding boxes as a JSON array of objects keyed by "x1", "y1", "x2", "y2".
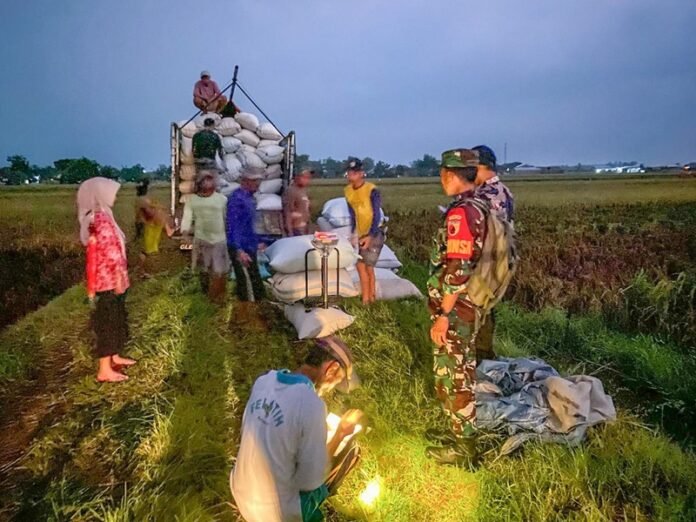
[{"x1": 200, "y1": 70, "x2": 211, "y2": 78}]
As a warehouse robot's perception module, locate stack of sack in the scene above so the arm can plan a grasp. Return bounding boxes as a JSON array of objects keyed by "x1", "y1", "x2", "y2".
[
  {"x1": 264, "y1": 235, "x2": 360, "y2": 339},
  {"x1": 317, "y1": 198, "x2": 422, "y2": 299},
  {"x1": 176, "y1": 111, "x2": 285, "y2": 214}
]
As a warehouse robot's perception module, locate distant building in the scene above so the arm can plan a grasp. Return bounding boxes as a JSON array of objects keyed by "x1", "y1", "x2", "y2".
[
  {"x1": 594, "y1": 164, "x2": 645, "y2": 174},
  {"x1": 514, "y1": 164, "x2": 542, "y2": 173}
]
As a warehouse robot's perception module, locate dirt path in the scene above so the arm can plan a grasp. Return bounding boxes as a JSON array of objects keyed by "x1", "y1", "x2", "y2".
[{"x1": 0, "y1": 245, "x2": 187, "y2": 516}]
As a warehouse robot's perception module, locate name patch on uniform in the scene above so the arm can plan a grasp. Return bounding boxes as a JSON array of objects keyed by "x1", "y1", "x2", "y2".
[{"x1": 446, "y1": 208, "x2": 473, "y2": 259}]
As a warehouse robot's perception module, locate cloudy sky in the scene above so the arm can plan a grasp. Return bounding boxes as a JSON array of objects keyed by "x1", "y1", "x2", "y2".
[{"x1": 1, "y1": 0, "x2": 694, "y2": 168}]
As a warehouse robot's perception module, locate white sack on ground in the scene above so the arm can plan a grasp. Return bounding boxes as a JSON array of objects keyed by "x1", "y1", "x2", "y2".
[
  {"x1": 375, "y1": 244, "x2": 402, "y2": 270},
  {"x1": 349, "y1": 268, "x2": 422, "y2": 300},
  {"x1": 235, "y1": 129, "x2": 261, "y2": 147},
  {"x1": 259, "y1": 179, "x2": 282, "y2": 194},
  {"x1": 258, "y1": 139, "x2": 281, "y2": 148},
  {"x1": 266, "y1": 235, "x2": 358, "y2": 274},
  {"x1": 265, "y1": 164, "x2": 282, "y2": 179},
  {"x1": 218, "y1": 117, "x2": 241, "y2": 136},
  {"x1": 222, "y1": 136, "x2": 242, "y2": 154},
  {"x1": 256, "y1": 193, "x2": 282, "y2": 211},
  {"x1": 179, "y1": 180, "x2": 195, "y2": 194},
  {"x1": 271, "y1": 269, "x2": 358, "y2": 302},
  {"x1": 236, "y1": 149, "x2": 267, "y2": 170},
  {"x1": 256, "y1": 145, "x2": 285, "y2": 165},
  {"x1": 234, "y1": 112, "x2": 260, "y2": 131},
  {"x1": 284, "y1": 305, "x2": 355, "y2": 339},
  {"x1": 256, "y1": 122, "x2": 283, "y2": 141},
  {"x1": 194, "y1": 112, "x2": 221, "y2": 128},
  {"x1": 179, "y1": 164, "x2": 196, "y2": 181},
  {"x1": 178, "y1": 120, "x2": 198, "y2": 139}
]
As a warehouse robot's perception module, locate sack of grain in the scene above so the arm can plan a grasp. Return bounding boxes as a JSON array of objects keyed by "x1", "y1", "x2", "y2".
[
  {"x1": 222, "y1": 136, "x2": 242, "y2": 154},
  {"x1": 375, "y1": 244, "x2": 402, "y2": 270},
  {"x1": 236, "y1": 149, "x2": 267, "y2": 170},
  {"x1": 179, "y1": 164, "x2": 196, "y2": 181},
  {"x1": 256, "y1": 122, "x2": 283, "y2": 141},
  {"x1": 271, "y1": 269, "x2": 358, "y2": 303},
  {"x1": 259, "y1": 178, "x2": 282, "y2": 194},
  {"x1": 235, "y1": 129, "x2": 261, "y2": 147},
  {"x1": 265, "y1": 164, "x2": 282, "y2": 179},
  {"x1": 234, "y1": 112, "x2": 260, "y2": 131},
  {"x1": 322, "y1": 197, "x2": 352, "y2": 227},
  {"x1": 223, "y1": 154, "x2": 242, "y2": 177},
  {"x1": 180, "y1": 137, "x2": 193, "y2": 157},
  {"x1": 284, "y1": 304, "x2": 354, "y2": 339},
  {"x1": 256, "y1": 193, "x2": 283, "y2": 211},
  {"x1": 194, "y1": 112, "x2": 221, "y2": 128},
  {"x1": 258, "y1": 139, "x2": 281, "y2": 148},
  {"x1": 256, "y1": 145, "x2": 285, "y2": 165},
  {"x1": 240, "y1": 143, "x2": 257, "y2": 154},
  {"x1": 265, "y1": 235, "x2": 358, "y2": 274},
  {"x1": 178, "y1": 120, "x2": 198, "y2": 139},
  {"x1": 179, "y1": 180, "x2": 195, "y2": 194},
  {"x1": 218, "y1": 117, "x2": 241, "y2": 136}
]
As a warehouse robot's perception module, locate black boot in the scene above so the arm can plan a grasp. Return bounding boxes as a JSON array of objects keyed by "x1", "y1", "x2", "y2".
[{"x1": 426, "y1": 435, "x2": 480, "y2": 469}]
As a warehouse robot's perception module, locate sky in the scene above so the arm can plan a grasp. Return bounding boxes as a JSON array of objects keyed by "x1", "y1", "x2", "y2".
[{"x1": 0, "y1": 0, "x2": 695, "y2": 169}]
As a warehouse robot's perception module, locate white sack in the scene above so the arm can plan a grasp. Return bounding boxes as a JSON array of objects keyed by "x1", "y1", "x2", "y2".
[
  {"x1": 256, "y1": 122, "x2": 283, "y2": 141},
  {"x1": 222, "y1": 136, "x2": 242, "y2": 154},
  {"x1": 271, "y1": 269, "x2": 358, "y2": 303},
  {"x1": 375, "y1": 244, "x2": 402, "y2": 270},
  {"x1": 256, "y1": 193, "x2": 282, "y2": 211},
  {"x1": 218, "y1": 117, "x2": 241, "y2": 136},
  {"x1": 259, "y1": 178, "x2": 282, "y2": 194},
  {"x1": 236, "y1": 149, "x2": 267, "y2": 170},
  {"x1": 180, "y1": 137, "x2": 193, "y2": 158},
  {"x1": 256, "y1": 145, "x2": 285, "y2": 165},
  {"x1": 234, "y1": 112, "x2": 260, "y2": 131},
  {"x1": 178, "y1": 120, "x2": 198, "y2": 139},
  {"x1": 376, "y1": 277, "x2": 423, "y2": 300},
  {"x1": 258, "y1": 139, "x2": 281, "y2": 148},
  {"x1": 316, "y1": 216, "x2": 333, "y2": 232},
  {"x1": 322, "y1": 197, "x2": 352, "y2": 228},
  {"x1": 194, "y1": 112, "x2": 221, "y2": 128},
  {"x1": 235, "y1": 129, "x2": 261, "y2": 147},
  {"x1": 179, "y1": 180, "x2": 195, "y2": 194},
  {"x1": 266, "y1": 235, "x2": 358, "y2": 274},
  {"x1": 240, "y1": 143, "x2": 257, "y2": 154},
  {"x1": 284, "y1": 305, "x2": 355, "y2": 339},
  {"x1": 179, "y1": 164, "x2": 196, "y2": 181},
  {"x1": 265, "y1": 164, "x2": 282, "y2": 179}
]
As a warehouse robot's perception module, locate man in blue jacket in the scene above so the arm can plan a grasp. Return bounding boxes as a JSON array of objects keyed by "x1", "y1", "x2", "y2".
[{"x1": 227, "y1": 166, "x2": 267, "y2": 302}]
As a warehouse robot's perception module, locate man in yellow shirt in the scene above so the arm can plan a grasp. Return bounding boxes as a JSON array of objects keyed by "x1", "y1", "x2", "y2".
[{"x1": 344, "y1": 158, "x2": 384, "y2": 305}]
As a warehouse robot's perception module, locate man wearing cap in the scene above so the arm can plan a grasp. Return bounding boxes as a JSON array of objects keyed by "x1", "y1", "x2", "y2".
[
  {"x1": 425, "y1": 148, "x2": 488, "y2": 468},
  {"x1": 226, "y1": 167, "x2": 267, "y2": 303},
  {"x1": 231, "y1": 335, "x2": 362, "y2": 522},
  {"x1": 192, "y1": 117, "x2": 224, "y2": 174},
  {"x1": 471, "y1": 145, "x2": 515, "y2": 363},
  {"x1": 283, "y1": 168, "x2": 314, "y2": 236},
  {"x1": 193, "y1": 70, "x2": 228, "y2": 113},
  {"x1": 344, "y1": 157, "x2": 385, "y2": 305}
]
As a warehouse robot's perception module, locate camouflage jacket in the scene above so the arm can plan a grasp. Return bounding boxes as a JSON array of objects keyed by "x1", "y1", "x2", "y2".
[
  {"x1": 474, "y1": 176, "x2": 514, "y2": 225},
  {"x1": 427, "y1": 190, "x2": 486, "y2": 319}
]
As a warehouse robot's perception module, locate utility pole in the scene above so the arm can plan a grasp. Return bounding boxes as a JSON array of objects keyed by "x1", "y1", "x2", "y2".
[{"x1": 504, "y1": 142, "x2": 508, "y2": 165}]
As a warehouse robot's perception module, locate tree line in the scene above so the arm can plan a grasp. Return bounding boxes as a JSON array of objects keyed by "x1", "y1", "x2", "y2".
[
  {"x1": 0, "y1": 155, "x2": 171, "y2": 185},
  {"x1": 295, "y1": 154, "x2": 441, "y2": 179}
]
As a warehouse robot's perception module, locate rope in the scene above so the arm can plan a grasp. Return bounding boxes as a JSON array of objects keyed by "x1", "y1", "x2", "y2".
[{"x1": 236, "y1": 82, "x2": 286, "y2": 138}]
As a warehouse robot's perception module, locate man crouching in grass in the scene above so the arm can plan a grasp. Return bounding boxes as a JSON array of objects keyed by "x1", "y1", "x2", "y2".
[{"x1": 231, "y1": 337, "x2": 362, "y2": 522}]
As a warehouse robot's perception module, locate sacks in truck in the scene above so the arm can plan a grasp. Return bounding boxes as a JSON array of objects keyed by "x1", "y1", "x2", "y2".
[
  {"x1": 258, "y1": 139, "x2": 281, "y2": 148},
  {"x1": 256, "y1": 145, "x2": 285, "y2": 165},
  {"x1": 236, "y1": 149, "x2": 267, "y2": 170},
  {"x1": 178, "y1": 120, "x2": 198, "y2": 139},
  {"x1": 194, "y1": 112, "x2": 221, "y2": 128},
  {"x1": 259, "y1": 179, "x2": 282, "y2": 194},
  {"x1": 235, "y1": 129, "x2": 261, "y2": 147},
  {"x1": 284, "y1": 304, "x2": 354, "y2": 339},
  {"x1": 265, "y1": 164, "x2": 282, "y2": 179},
  {"x1": 265, "y1": 235, "x2": 358, "y2": 274},
  {"x1": 222, "y1": 136, "x2": 242, "y2": 154},
  {"x1": 179, "y1": 164, "x2": 196, "y2": 181},
  {"x1": 218, "y1": 117, "x2": 241, "y2": 136},
  {"x1": 234, "y1": 112, "x2": 259, "y2": 131},
  {"x1": 256, "y1": 122, "x2": 282, "y2": 141},
  {"x1": 256, "y1": 193, "x2": 283, "y2": 211},
  {"x1": 179, "y1": 180, "x2": 195, "y2": 194},
  {"x1": 271, "y1": 269, "x2": 358, "y2": 302}
]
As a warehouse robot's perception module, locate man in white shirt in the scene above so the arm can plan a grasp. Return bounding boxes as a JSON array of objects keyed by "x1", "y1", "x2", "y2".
[{"x1": 231, "y1": 336, "x2": 361, "y2": 522}]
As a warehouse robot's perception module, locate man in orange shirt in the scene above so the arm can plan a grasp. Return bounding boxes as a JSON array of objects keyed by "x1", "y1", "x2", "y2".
[{"x1": 193, "y1": 70, "x2": 228, "y2": 113}]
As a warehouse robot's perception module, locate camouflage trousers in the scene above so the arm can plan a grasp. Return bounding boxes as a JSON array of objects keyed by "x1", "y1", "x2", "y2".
[{"x1": 433, "y1": 315, "x2": 477, "y2": 437}]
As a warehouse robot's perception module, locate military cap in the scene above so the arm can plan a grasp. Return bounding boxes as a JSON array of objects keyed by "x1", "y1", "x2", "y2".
[{"x1": 440, "y1": 148, "x2": 480, "y2": 168}]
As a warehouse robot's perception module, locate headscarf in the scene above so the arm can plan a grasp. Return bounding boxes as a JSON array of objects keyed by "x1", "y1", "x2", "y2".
[{"x1": 76, "y1": 177, "x2": 125, "y2": 249}]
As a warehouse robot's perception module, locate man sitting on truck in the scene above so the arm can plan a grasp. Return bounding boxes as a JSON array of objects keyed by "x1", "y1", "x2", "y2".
[{"x1": 193, "y1": 70, "x2": 228, "y2": 113}]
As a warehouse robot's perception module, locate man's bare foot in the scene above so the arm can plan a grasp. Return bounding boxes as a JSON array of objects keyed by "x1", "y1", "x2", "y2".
[
  {"x1": 111, "y1": 355, "x2": 137, "y2": 366},
  {"x1": 96, "y1": 369, "x2": 129, "y2": 383}
]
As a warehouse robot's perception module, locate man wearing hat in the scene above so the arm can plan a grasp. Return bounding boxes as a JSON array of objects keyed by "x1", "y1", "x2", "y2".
[
  {"x1": 226, "y1": 166, "x2": 267, "y2": 303},
  {"x1": 231, "y1": 335, "x2": 362, "y2": 522},
  {"x1": 425, "y1": 148, "x2": 489, "y2": 468},
  {"x1": 283, "y1": 167, "x2": 314, "y2": 236},
  {"x1": 193, "y1": 70, "x2": 228, "y2": 113},
  {"x1": 471, "y1": 145, "x2": 515, "y2": 363},
  {"x1": 344, "y1": 157, "x2": 385, "y2": 305}
]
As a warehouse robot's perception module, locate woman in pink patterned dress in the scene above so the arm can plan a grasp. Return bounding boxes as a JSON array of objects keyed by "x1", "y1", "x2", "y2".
[{"x1": 77, "y1": 177, "x2": 136, "y2": 383}]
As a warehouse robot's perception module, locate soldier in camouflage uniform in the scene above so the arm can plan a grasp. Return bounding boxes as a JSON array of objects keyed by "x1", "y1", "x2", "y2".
[
  {"x1": 471, "y1": 145, "x2": 515, "y2": 363},
  {"x1": 425, "y1": 148, "x2": 488, "y2": 468}
]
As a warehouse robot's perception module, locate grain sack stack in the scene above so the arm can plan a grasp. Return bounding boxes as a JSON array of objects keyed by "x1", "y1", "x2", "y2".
[{"x1": 175, "y1": 109, "x2": 288, "y2": 234}]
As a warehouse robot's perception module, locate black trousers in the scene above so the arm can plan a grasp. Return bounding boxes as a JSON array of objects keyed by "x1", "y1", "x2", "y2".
[
  {"x1": 91, "y1": 291, "x2": 129, "y2": 358},
  {"x1": 228, "y1": 247, "x2": 266, "y2": 302}
]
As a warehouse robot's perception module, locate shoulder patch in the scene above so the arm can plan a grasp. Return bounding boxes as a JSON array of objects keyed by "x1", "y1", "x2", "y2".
[{"x1": 446, "y1": 207, "x2": 474, "y2": 259}]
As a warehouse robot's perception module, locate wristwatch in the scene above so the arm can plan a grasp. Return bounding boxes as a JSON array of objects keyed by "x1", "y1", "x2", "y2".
[{"x1": 433, "y1": 307, "x2": 449, "y2": 319}]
